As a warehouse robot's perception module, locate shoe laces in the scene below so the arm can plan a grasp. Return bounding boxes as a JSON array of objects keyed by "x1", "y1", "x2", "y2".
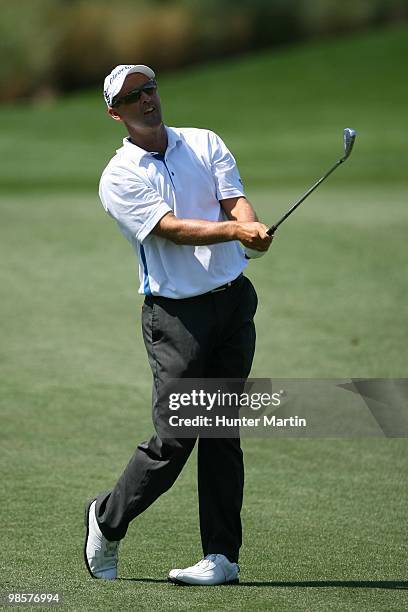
[{"x1": 195, "y1": 554, "x2": 217, "y2": 569}]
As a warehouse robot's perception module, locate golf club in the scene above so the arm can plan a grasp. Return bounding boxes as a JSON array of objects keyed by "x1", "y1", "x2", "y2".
[
  {"x1": 245, "y1": 128, "x2": 356, "y2": 258},
  {"x1": 267, "y1": 127, "x2": 356, "y2": 235}
]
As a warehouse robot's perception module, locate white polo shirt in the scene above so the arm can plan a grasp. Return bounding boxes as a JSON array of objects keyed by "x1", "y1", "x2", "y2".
[{"x1": 99, "y1": 126, "x2": 248, "y2": 298}]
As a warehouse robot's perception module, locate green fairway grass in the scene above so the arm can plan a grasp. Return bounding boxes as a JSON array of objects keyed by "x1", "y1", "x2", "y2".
[{"x1": 1, "y1": 26, "x2": 407, "y2": 611}]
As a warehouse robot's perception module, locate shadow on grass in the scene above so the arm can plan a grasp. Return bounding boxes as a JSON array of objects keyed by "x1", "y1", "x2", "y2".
[
  {"x1": 119, "y1": 578, "x2": 407, "y2": 589},
  {"x1": 238, "y1": 580, "x2": 408, "y2": 590},
  {"x1": 119, "y1": 578, "x2": 168, "y2": 583}
]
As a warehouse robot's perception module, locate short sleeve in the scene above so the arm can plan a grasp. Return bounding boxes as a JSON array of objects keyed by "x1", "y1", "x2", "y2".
[
  {"x1": 209, "y1": 132, "x2": 245, "y2": 200},
  {"x1": 99, "y1": 170, "x2": 172, "y2": 244}
]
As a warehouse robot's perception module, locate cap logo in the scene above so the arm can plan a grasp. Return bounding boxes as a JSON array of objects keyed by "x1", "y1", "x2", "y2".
[{"x1": 109, "y1": 65, "x2": 134, "y2": 86}]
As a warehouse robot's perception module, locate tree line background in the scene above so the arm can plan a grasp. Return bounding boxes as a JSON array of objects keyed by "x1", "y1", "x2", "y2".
[{"x1": 1, "y1": 0, "x2": 407, "y2": 102}]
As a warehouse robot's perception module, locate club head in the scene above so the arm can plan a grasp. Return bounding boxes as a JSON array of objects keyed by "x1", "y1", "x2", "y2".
[{"x1": 343, "y1": 128, "x2": 356, "y2": 160}]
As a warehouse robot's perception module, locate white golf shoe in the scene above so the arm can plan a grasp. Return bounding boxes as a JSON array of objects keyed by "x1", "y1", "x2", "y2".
[
  {"x1": 84, "y1": 500, "x2": 120, "y2": 580},
  {"x1": 168, "y1": 554, "x2": 240, "y2": 585}
]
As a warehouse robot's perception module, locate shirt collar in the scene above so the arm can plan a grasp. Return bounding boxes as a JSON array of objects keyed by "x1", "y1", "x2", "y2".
[{"x1": 120, "y1": 126, "x2": 182, "y2": 161}]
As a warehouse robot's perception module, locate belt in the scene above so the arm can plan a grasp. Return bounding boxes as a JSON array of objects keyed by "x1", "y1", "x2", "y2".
[
  {"x1": 209, "y1": 273, "x2": 243, "y2": 294},
  {"x1": 145, "y1": 274, "x2": 244, "y2": 302}
]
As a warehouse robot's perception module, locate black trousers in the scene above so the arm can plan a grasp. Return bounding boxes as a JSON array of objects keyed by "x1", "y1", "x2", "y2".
[{"x1": 95, "y1": 274, "x2": 258, "y2": 563}]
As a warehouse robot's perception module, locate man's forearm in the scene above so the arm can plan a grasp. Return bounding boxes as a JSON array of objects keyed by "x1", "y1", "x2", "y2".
[
  {"x1": 151, "y1": 212, "x2": 272, "y2": 251},
  {"x1": 152, "y1": 214, "x2": 236, "y2": 245},
  {"x1": 220, "y1": 196, "x2": 259, "y2": 222}
]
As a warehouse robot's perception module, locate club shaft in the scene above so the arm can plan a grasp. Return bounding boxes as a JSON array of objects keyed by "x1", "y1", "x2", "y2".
[{"x1": 267, "y1": 157, "x2": 344, "y2": 235}]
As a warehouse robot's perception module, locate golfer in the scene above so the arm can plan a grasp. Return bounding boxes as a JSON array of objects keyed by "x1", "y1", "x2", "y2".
[{"x1": 84, "y1": 64, "x2": 273, "y2": 585}]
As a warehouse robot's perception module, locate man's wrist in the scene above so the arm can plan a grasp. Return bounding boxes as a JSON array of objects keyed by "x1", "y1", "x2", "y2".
[
  {"x1": 225, "y1": 221, "x2": 241, "y2": 242},
  {"x1": 226, "y1": 221, "x2": 241, "y2": 241}
]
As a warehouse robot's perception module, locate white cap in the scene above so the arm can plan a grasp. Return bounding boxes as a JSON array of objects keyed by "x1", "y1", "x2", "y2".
[{"x1": 103, "y1": 64, "x2": 156, "y2": 106}]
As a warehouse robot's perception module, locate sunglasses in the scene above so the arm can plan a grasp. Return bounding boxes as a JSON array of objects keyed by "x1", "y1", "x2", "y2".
[{"x1": 111, "y1": 80, "x2": 157, "y2": 108}]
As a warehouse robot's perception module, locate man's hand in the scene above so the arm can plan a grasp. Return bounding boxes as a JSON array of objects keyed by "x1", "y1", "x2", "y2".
[
  {"x1": 235, "y1": 222, "x2": 273, "y2": 252},
  {"x1": 221, "y1": 197, "x2": 274, "y2": 259}
]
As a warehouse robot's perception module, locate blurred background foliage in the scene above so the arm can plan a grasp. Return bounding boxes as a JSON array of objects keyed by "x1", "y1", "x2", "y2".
[{"x1": 0, "y1": 0, "x2": 407, "y2": 102}]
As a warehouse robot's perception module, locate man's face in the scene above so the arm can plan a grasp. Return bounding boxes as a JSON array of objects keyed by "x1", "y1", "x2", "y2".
[{"x1": 108, "y1": 73, "x2": 163, "y2": 128}]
